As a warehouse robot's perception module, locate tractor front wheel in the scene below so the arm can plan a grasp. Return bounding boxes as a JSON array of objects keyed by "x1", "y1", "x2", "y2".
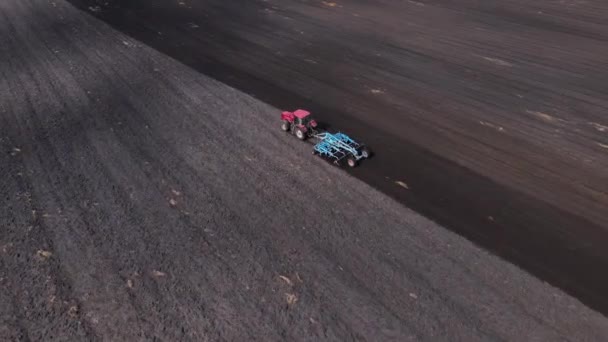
[{"x1": 281, "y1": 121, "x2": 290, "y2": 132}]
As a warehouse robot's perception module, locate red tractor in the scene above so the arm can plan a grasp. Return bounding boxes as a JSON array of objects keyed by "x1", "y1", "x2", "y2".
[{"x1": 281, "y1": 109, "x2": 319, "y2": 140}]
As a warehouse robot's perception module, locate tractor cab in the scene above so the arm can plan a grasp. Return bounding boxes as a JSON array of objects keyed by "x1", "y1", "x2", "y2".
[
  {"x1": 293, "y1": 109, "x2": 317, "y2": 128},
  {"x1": 296, "y1": 115, "x2": 312, "y2": 127},
  {"x1": 293, "y1": 109, "x2": 310, "y2": 123}
]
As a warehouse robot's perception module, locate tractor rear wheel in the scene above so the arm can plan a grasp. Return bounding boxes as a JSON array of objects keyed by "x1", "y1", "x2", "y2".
[
  {"x1": 281, "y1": 121, "x2": 290, "y2": 132},
  {"x1": 295, "y1": 127, "x2": 306, "y2": 140}
]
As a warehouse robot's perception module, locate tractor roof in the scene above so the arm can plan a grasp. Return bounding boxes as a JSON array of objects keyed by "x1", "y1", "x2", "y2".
[{"x1": 293, "y1": 109, "x2": 311, "y2": 119}]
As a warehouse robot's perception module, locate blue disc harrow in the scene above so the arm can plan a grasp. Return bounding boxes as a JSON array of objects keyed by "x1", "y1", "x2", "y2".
[{"x1": 312, "y1": 132, "x2": 371, "y2": 167}]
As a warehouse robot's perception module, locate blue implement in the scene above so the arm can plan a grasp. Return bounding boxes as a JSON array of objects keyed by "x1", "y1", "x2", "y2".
[{"x1": 312, "y1": 132, "x2": 370, "y2": 166}]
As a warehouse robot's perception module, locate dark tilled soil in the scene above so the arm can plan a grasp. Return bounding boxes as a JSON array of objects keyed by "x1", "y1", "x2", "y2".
[
  {"x1": 1, "y1": 0, "x2": 608, "y2": 340},
  {"x1": 64, "y1": 0, "x2": 608, "y2": 315}
]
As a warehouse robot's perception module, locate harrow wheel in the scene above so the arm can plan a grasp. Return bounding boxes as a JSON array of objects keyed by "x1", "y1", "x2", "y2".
[
  {"x1": 361, "y1": 146, "x2": 372, "y2": 159},
  {"x1": 346, "y1": 156, "x2": 358, "y2": 168}
]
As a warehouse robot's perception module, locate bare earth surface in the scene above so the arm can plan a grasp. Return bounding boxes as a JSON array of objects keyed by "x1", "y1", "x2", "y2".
[
  {"x1": 1, "y1": 0, "x2": 608, "y2": 341},
  {"x1": 63, "y1": 0, "x2": 608, "y2": 315}
]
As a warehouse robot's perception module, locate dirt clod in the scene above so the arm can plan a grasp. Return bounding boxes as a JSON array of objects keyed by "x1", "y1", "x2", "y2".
[
  {"x1": 279, "y1": 275, "x2": 293, "y2": 286},
  {"x1": 37, "y1": 250, "x2": 53, "y2": 259},
  {"x1": 68, "y1": 305, "x2": 79, "y2": 318},
  {"x1": 285, "y1": 293, "x2": 298, "y2": 305},
  {"x1": 152, "y1": 270, "x2": 166, "y2": 277}
]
